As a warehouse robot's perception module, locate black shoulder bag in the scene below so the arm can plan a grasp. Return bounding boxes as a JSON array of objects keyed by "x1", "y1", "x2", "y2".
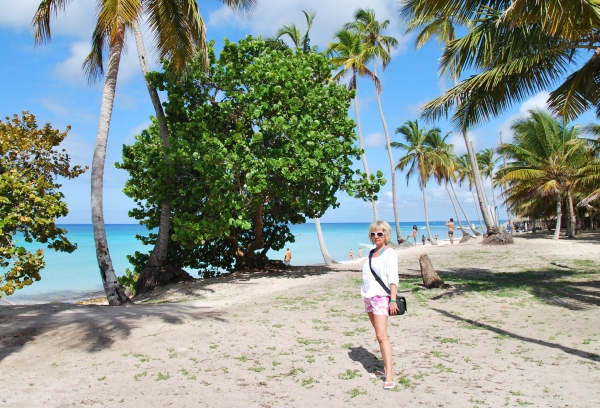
[{"x1": 368, "y1": 248, "x2": 407, "y2": 315}]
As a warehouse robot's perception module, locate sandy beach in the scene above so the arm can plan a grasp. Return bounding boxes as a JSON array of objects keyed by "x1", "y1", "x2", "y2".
[{"x1": 1, "y1": 230, "x2": 600, "y2": 407}]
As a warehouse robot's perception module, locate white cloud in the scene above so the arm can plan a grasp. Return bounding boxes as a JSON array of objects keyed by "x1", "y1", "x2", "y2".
[
  {"x1": 40, "y1": 97, "x2": 97, "y2": 123},
  {"x1": 364, "y1": 132, "x2": 386, "y2": 148},
  {"x1": 497, "y1": 91, "x2": 550, "y2": 143},
  {"x1": 208, "y1": 0, "x2": 409, "y2": 52},
  {"x1": 449, "y1": 130, "x2": 479, "y2": 156},
  {"x1": 407, "y1": 98, "x2": 431, "y2": 116},
  {"x1": 53, "y1": 41, "x2": 92, "y2": 86},
  {"x1": 53, "y1": 35, "x2": 142, "y2": 88},
  {"x1": 0, "y1": 0, "x2": 95, "y2": 39}
]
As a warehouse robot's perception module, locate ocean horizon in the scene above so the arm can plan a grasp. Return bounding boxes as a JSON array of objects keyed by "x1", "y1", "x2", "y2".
[{"x1": 4, "y1": 221, "x2": 492, "y2": 304}]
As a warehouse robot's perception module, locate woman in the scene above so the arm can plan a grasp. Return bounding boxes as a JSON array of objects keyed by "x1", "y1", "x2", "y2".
[
  {"x1": 407, "y1": 224, "x2": 418, "y2": 244},
  {"x1": 361, "y1": 220, "x2": 399, "y2": 390}
]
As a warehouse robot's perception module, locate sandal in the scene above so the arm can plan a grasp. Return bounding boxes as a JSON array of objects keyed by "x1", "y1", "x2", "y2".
[
  {"x1": 383, "y1": 381, "x2": 396, "y2": 390},
  {"x1": 368, "y1": 370, "x2": 386, "y2": 379}
]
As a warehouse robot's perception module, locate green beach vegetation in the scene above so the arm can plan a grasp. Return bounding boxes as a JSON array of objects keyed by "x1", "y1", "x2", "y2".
[
  {"x1": 0, "y1": 112, "x2": 86, "y2": 296},
  {"x1": 118, "y1": 37, "x2": 380, "y2": 281}
]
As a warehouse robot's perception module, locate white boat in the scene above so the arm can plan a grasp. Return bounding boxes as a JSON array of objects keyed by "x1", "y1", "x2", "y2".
[{"x1": 359, "y1": 243, "x2": 376, "y2": 249}]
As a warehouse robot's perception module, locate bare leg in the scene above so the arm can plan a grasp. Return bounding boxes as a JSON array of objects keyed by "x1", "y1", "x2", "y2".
[{"x1": 368, "y1": 312, "x2": 393, "y2": 382}]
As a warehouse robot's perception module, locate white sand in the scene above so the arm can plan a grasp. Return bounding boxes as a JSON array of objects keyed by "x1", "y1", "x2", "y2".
[{"x1": 1, "y1": 231, "x2": 599, "y2": 407}]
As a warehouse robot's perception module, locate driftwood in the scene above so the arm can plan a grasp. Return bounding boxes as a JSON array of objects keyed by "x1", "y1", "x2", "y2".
[{"x1": 418, "y1": 254, "x2": 449, "y2": 289}]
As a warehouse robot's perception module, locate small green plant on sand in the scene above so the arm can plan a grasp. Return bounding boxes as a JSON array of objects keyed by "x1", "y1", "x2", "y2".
[
  {"x1": 156, "y1": 372, "x2": 170, "y2": 381},
  {"x1": 348, "y1": 387, "x2": 368, "y2": 398},
  {"x1": 338, "y1": 369, "x2": 362, "y2": 380}
]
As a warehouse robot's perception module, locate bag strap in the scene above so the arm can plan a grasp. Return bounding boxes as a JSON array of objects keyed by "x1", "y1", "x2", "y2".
[{"x1": 368, "y1": 248, "x2": 391, "y2": 295}]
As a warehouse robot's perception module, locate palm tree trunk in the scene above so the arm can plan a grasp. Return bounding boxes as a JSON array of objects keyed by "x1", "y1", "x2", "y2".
[
  {"x1": 450, "y1": 181, "x2": 480, "y2": 236},
  {"x1": 467, "y1": 138, "x2": 497, "y2": 234},
  {"x1": 422, "y1": 185, "x2": 437, "y2": 245},
  {"x1": 91, "y1": 25, "x2": 131, "y2": 306},
  {"x1": 566, "y1": 190, "x2": 576, "y2": 238},
  {"x1": 132, "y1": 21, "x2": 171, "y2": 268},
  {"x1": 315, "y1": 218, "x2": 335, "y2": 265},
  {"x1": 471, "y1": 188, "x2": 484, "y2": 232},
  {"x1": 553, "y1": 193, "x2": 562, "y2": 240},
  {"x1": 445, "y1": 183, "x2": 467, "y2": 236},
  {"x1": 353, "y1": 77, "x2": 378, "y2": 220},
  {"x1": 373, "y1": 62, "x2": 402, "y2": 241},
  {"x1": 491, "y1": 183, "x2": 500, "y2": 227}
]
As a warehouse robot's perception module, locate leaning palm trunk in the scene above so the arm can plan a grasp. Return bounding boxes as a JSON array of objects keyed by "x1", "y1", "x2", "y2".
[
  {"x1": 353, "y1": 75, "x2": 378, "y2": 220},
  {"x1": 91, "y1": 26, "x2": 131, "y2": 306},
  {"x1": 553, "y1": 193, "x2": 562, "y2": 240},
  {"x1": 315, "y1": 218, "x2": 336, "y2": 265},
  {"x1": 490, "y1": 183, "x2": 500, "y2": 227},
  {"x1": 467, "y1": 139, "x2": 497, "y2": 234},
  {"x1": 471, "y1": 189, "x2": 484, "y2": 232},
  {"x1": 131, "y1": 23, "x2": 191, "y2": 294},
  {"x1": 450, "y1": 182, "x2": 480, "y2": 236},
  {"x1": 422, "y1": 185, "x2": 437, "y2": 244},
  {"x1": 445, "y1": 183, "x2": 467, "y2": 236},
  {"x1": 373, "y1": 62, "x2": 402, "y2": 242}
]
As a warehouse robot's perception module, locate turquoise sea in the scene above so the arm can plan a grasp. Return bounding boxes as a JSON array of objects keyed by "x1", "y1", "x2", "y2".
[{"x1": 5, "y1": 221, "x2": 485, "y2": 304}]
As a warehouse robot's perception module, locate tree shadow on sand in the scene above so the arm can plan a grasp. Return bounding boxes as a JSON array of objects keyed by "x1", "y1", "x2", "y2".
[
  {"x1": 432, "y1": 308, "x2": 599, "y2": 362},
  {"x1": 419, "y1": 266, "x2": 600, "y2": 311},
  {"x1": 0, "y1": 302, "x2": 227, "y2": 363}
]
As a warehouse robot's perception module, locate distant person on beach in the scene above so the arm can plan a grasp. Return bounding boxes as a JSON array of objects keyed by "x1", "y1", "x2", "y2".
[
  {"x1": 407, "y1": 225, "x2": 418, "y2": 244},
  {"x1": 349, "y1": 248, "x2": 354, "y2": 260},
  {"x1": 284, "y1": 248, "x2": 292, "y2": 266},
  {"x1": 358, "y1": 248, "x2": 363, "y2": 258},
  {"x1": 446, "y1": 218, "x2": 455, "y2": 244},
  {"x1": 361, "y1": 220, "x2": 399, "y2": 390},
  {"x1": 422, "y1": 235, "x2": 426, "y2": 245}
]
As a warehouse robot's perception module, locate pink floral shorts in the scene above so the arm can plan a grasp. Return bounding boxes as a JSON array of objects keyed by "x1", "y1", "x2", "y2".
[{"x1": 364, "y1": 296, "x2": 390, "y2": 315}]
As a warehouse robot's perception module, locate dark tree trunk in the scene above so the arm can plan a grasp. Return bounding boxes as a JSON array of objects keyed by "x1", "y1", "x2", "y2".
[
  {"x1": 132, "y1": 21, "x2": 190, "y2": 294},
  {"x1": 418, "y1": 255, "x2": 449, "y2": 289}
]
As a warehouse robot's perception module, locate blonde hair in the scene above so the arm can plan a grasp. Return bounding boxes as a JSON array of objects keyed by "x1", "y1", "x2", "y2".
[{"x1": 368, "y1": 220, "x2": 392, "y2": 244}]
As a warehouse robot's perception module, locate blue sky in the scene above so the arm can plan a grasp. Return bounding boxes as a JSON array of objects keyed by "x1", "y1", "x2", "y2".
[{"x1": 1, "y1": 0, "x2": 593, "y2": 226}]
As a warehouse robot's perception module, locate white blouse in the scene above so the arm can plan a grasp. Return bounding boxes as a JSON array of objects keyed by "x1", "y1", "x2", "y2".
[{"x1": 361, "y1": 247, "x2": 399, "y2": 298}]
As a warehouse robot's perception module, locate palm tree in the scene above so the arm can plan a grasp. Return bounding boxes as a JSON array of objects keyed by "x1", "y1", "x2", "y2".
[
  {"x1": 344, "y1": 8, "x2": 404, "y2": 242},
  {"x1": 326, "y1": 29, "x2": 380, "y2": 220},
  {"x1": 274, "y1": 10, "x2": 316, "y2": 53},
  {"x1": 477, "y1": 148, "x2": 501, "y2": 226},
  {"x1": 400, "y1": 1, "x2": 496, "y2": 235},
  {"x1": 32, "y1": 0, "x2": 254, "y2": 304},
  {"x1": 426, "y1": 132, "x2": 469, "y2": 236},
  {"x1": 455, "y1": 154, "x2": 484, "y2": 235},
  {"x1": 496, "y1": 110, "x2": 587, "y2": 239},
  {"x1": 404, "y1": 0, "x2": 600, "y2": 133},
  {"x1": 392, "y1": 120, "x2": 443, "y2": 244}
]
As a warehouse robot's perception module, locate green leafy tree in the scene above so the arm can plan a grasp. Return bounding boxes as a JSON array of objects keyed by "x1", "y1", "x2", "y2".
[
  {"x1": 392, "y1": 120, "x2": 445, "y2": 244},
  {"x1": 0, "y1": 112, "x2": 86, "y2": 296},
  {"x1": 345, "y1": 8, "x2": 404, "y2": 242},
  {"x1": 118, "y1": 37, "x2": 381, "y2": 283},
  {"x1": 496, "y1": 110, "x2": 588, "y2": 239},
  {"x1": 326, "y1": 28, "x2": 381, "y2": 220},
  {"x1": 32, "y1": 0, "x2": 255, "y2": 303}
]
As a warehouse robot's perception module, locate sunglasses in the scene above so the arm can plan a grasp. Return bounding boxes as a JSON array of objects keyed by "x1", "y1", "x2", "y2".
[{"x1": 370, "y1": 232, "x2": 385, "y2": 237}]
